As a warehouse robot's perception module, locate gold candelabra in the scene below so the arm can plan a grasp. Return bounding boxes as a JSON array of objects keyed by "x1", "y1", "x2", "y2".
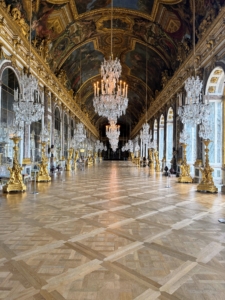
[
  {"x1": 130, "y1": 152, "x2": 134, "y2": 163},
  {"x1": 36, "y1": 141, "x2": 51, "y2": 182},
  {"x1": 148, "y1": 149, "x2": 154, "y2": 170},
  {"x1": 178, "y1": 143, "x2": 192, "y2": 183},
  {"x1": 66, "y1": 148, "x2": 73, "y2": 171},
  {"x1": 154, "y1": 150, "x2": 160, "y2": 172},
  {"x1": 197, "y1": 139, "x2": 218, "y2": 193},
  {"x1": 3, "y1": 136, "x2": 26, "y2": 193}
]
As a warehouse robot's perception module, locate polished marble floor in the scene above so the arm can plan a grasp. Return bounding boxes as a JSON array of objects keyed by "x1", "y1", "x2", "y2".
[{"x1": 0, "y1": 161, "x2": 225, "y2": 299}]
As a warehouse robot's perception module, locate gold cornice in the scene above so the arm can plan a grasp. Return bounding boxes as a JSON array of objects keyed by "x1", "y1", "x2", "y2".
[
  {"x1": 131, "y1": 6, "x2": 225, "y2": 139},
  {"x1": 0, "y1": 6, "x2": 99, "y2": 139}
]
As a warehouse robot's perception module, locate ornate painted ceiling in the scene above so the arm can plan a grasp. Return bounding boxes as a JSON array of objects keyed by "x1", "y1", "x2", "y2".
[{"x1": 5, "y1": 0, "x2": 224, "y2": 132}]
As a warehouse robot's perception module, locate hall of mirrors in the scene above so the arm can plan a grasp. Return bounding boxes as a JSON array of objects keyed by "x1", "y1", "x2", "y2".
[
  {"x1": 1, "y1": 1, "x2": 225, "y2": 299},
  {"x1": 0, "y1": 1, "x2": 225, "y2": 193}
]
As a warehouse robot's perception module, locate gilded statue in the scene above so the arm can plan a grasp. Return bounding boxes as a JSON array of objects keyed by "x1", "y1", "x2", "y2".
[
  {"x1": 178, "y1": 144, "x2": 192, "y2": 183},
  {"x1": 196, "y1": 7, "x2": 216, "y2": 39},
  {"x1": 161, "y1": 70, "x2": 170, "y2": 88},
  {"x1": 57, "y1": 69, "x2": 68, "y2": 87},
  {"x1": 197, "y1": 140, "x2": 217, "y2": 193},
  {"x1": 10, "y1": 7, "x2": 29, "y2": 39}
]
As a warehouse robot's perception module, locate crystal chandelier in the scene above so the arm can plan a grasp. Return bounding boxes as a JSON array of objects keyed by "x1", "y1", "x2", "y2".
[
  {"x1": 106, "y1": 122, "x2": 120, "y2": 140},
  {"x1": 178, "y1": 76, "x2": 210, "y2": 126},
  {"x1": 13, "y1": 72, "x2": 44, "y2": 125},
  {"x1": 122, "y1": 139, "x2": 133, "y2": 152},
  {"x1": 140, "y1": 122, "x2": 150, "y2": 145},
  {"x1": 178, "y1": 1, "x2": 210, "y2": 127},
  {"x1": 73, "y1": 123, "x2": 86, "y2": 145},
  {"x1": 179, "y1": 128, "x2": 190, "y2": 143},
  {"x1": 199, "y1": 120, "x2": 212, "y2": 140},
  {"x1": 40, "y1": 127, "x2": 49, "y2": 143},
  {"x1": 148, "y1": 132, "x2": 156, "y2": 149},
  {"x1": 14, "y1": 3, "x2": 44, "y2": 125},
  {"x1": 93, "y1": 0, "x2": 128, "y2": 124},
  {"x1": 95, "y1": 140, "x2": 104, "y2": 152}
]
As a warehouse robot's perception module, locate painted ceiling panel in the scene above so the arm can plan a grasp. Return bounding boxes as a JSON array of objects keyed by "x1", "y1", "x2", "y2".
[{"x1": 75, "y1": 0, "x2": 154, "y2": 15}]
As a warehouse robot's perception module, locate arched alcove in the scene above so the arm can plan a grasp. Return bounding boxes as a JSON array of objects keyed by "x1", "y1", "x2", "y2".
[
  {"x1": 54, "y1": 107, "x2": 61, "y2": 153},
  {"x1": 159, "y1": 115, "x2": 164, "y2": 161},
  {"x1": 64, "y1": 114, "x2": 68, "y2": 157},
  {"x1": 0, "y1": 67, "x2": 20, "y2": 161},
  {"x1": 154, "y1": 119, "x2": 158, "y2": 144}
]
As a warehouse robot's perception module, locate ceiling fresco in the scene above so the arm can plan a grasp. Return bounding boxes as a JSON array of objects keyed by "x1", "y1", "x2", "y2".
[
  {"x1": 125, "y1": 42, "x2": 168, "y2": 93},
  {"x1": 4, "y1": 0, "x2": 225, "y2": 131},
  {"x1": 75, "y1": 0, "x2": 154, "y2": 15},
  {"x1": 61, "y1": 42, "x2": 104, "y2": 92}
]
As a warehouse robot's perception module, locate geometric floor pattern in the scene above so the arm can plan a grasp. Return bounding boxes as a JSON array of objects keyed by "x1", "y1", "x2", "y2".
[{"x1": 0, "y1": 161, "x2": 225, "y2": 299}]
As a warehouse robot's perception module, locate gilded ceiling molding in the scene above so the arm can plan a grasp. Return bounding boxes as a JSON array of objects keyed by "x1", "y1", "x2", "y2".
[
  {"x1": 131, "y1": 6, "x2": 225, "y2": 138},
  {"x1": 0, "y1": 5, "x2": 99, "y2": 138}
]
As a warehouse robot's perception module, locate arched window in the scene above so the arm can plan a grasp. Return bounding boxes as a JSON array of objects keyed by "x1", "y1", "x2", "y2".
[
  {"x1": 159, "y1": 115, "x2": 164, "y2": 161},
  {"x1": 204, "y1": 67, "x2": 224, "y2": 183},
  {"x1": 1, "y1": 68, "x2": 19, "y2": 125},
  {"x1": 0, "y1": 68, "x2": 19, "y2": 161},
  {"x1": 54, "y1": 107, "x2": 61, "y2": 149},
  {"x1": 55, "y1": 107, "x2": 61, "y2": 132},
  {"x1": 30, "y1": 120, "x2": 42, "y2": 162},
  {"x1": 166, "y1": 108, "x2": 173, "y2": 166},
  {"x1": 154, "y1": 119, "x2": 158, "y2": 143},
  {"x1": 64, "y1": 114, "x2": 68, "y2": 157}
]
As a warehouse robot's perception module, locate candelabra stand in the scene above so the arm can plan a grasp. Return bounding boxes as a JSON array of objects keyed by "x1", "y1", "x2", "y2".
[
  {"x1": 36, "y1": 141, "x2": 51, "y2": 182},
  {"x1": 178, "y1": 143, "x2": 192, "y2": 183},
  {"x1": 197, "y1": 140, "x2": 218, "y2": 193},
  {"x1": 3, "y1": 136, "x2": 26, "y2": 193},
  {"x1": 66, "y1": 148, "x2": 73, "y2": 171},
  {"x1": 154, "y1": 151, "x2": 160, "y2": 172},
  {"x1": 148, "y1": 149, "x2": 154, "y2": 170}
]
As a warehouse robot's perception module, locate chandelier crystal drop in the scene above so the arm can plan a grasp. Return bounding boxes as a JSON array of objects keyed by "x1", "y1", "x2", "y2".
[
  {"x1": 73, "y1": 123, "x2": 86, "y2": 145},
  {"x1": 14, "y1": 73, "x2": 44, "y2": 125}
]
